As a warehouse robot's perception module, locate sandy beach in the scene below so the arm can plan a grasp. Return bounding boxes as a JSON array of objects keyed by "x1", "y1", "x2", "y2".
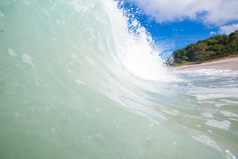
[{"x1": 170, "y1": 56, "x2": 238, "y2": 71}]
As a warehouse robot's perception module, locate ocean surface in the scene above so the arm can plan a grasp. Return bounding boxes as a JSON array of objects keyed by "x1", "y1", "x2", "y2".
[{"x1": 0, "y1": 0, "x2": 238, "y2": 159}]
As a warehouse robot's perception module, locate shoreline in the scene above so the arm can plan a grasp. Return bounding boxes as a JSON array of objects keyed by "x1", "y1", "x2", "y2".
[{"x1": 169, "y1": 56, "x2": 238, "y2": 71}]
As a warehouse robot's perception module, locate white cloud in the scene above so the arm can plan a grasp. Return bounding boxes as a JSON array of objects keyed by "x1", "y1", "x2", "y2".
[
  {"x1": 209, "y1": 31, "x2": 217, "y2": 35},
  {"x1": 218, "y1": 23, "x2": 238, "y2": 35},
  {"x1": 126, "y1": 0, "x2": 238, "y2": 26}
]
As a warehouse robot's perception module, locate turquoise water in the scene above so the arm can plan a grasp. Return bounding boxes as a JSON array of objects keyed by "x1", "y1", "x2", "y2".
[{"x1": 0, "y1": 0, "x2": 238, "y2": 159}]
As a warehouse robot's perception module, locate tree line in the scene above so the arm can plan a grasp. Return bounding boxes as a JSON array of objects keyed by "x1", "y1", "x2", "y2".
[{"x1": 167, "y1": 30, "x2": 238, "y2": 66}]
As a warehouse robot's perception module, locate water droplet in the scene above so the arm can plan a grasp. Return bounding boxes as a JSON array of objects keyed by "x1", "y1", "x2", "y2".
[
  {"x1": 8, "y1": 48, "x2": 17, "y2": 56},
  {"x1": 22, "y1": 54, "x2": 34, "y2": 67}
]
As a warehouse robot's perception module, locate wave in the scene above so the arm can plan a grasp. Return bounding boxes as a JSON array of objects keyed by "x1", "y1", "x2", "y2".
[{"x1": 0, "y1": 0, "x2": 238, "y2": 158}]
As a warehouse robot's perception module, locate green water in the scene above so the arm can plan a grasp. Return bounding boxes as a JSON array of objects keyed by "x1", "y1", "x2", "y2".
[{"x1": 0, "y1": 0, "x2": 238, "y2": 158}]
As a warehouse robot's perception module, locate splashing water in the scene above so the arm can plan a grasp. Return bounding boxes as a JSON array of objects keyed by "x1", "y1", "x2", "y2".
[{"x1": 0, "y1": 0, "x2": 238, "y2": 159}]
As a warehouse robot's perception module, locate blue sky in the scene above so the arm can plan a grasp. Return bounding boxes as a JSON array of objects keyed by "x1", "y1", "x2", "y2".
[{"x1": 116, "y1": 0, "x2": 238, "y2": 59}]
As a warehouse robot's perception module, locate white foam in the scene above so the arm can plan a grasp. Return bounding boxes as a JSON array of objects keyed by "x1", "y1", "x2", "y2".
[
  {"x1": 0, "y1": 11, "x2": 5, "y2": 17},
  {"x1": 229, "y1": 118, "x2": 238, "y2": 121},
  {"x1": 42, "y1": 8, "x2": 49, "y2": 16},
  {"x1": 225, "y1": 149, "x2": 237, "y2": 159},
  {"x1": 191, "y1": 88, "x2": 238, "y2": 100},
  {"x1": 56, "y1": 18, "x2": 62, "y2": 25},
  {"x1": 196, "y1": 124, "x2": 201, "y2": 128},
  {"x1": 85, "y1": 56, "x2": 95, "y2": 66},
  {"x1": 68, "y1": 61, "x2": 74, "y2": 66},
  {"x1": 75, "y1": 79, "x2": 86, "y2": 85},
  {"x1": 192, "y1": 135, "x2": 222, "y2": 151},
  {"x1": 215, "y1": 103, "x2": 226, "y2": 108},
  {"x1": 8, "y1": 48, "x2": 17, "y2": 56},
  {"x1": 180, "y1": 69, "x2": 234, "y2": 76},
  {"x1": 207, "y1": 130, "x2": 213, "y2": 133},
  {"x1": 101, "y1": 0, "x2": 177, "y2": 82},
  {"x1": 220, "y1": 111, "x2": 238, "y2": 118},
  {"x1": 71, "y1": 53, "x2": 78, "y2": 59},
  {"x1": 160, "y1": 108, "x2": 179, "y2": 116},
  {"x1": 23, "y1": 0, "x2": 31, "y2": 5},
  {"x1": 201, "y1": 112, "x2": 214, "y2": 118},
  {"x1": 205, "y1": 119, "x2": 230, "y2": 130},
  {"x1": 22, "y1": 54, "x2": 34, "y2": 67},
  {"x1": 70, "y1": 1, "x2": 93, "y2": 13},
  {"x1": 221, "y1": 99, "x2": 238, "y2": 105}
]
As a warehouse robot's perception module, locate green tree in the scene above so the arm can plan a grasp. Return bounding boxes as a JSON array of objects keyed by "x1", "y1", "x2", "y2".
[{"x1": 167, "y1": 30, "x2": 238, "y2": 66}]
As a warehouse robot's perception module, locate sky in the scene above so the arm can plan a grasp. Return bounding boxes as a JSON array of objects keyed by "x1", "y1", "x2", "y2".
[{"x1": 116, "y1": 0, "x2": 238, "y2": 59}]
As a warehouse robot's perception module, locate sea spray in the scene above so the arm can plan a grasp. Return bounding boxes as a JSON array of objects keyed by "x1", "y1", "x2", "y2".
[{"x1": 101, "y1": 0, "x2": 175, "y2": 81}]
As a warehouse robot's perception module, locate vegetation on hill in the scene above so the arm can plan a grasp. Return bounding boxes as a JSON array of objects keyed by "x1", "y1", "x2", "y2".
[{"x1": 167, "y1": 30, "x2": 238, "y2": 66}]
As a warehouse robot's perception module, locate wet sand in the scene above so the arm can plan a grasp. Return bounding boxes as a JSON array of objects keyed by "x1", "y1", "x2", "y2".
[{"x1": 170, "y1": 56, "x2": 238, "y2": 71}]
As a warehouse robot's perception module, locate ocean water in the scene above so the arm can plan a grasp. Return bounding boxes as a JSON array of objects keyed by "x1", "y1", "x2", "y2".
[{"x1": 0, "y1": 0, "x2": 238, "y2": 159}]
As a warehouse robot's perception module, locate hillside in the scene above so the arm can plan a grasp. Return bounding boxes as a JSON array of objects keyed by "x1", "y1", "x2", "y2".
[{"x1": 167, "y1": 30, "x2": 238, "y2": 66}]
